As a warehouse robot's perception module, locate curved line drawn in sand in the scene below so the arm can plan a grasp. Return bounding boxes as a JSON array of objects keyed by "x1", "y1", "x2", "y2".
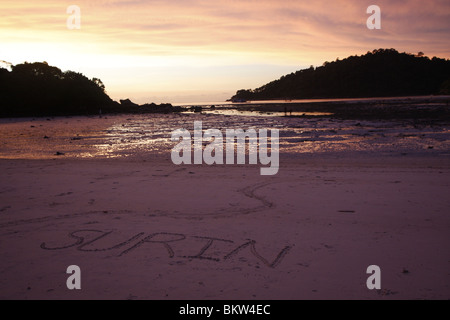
[
  {"x1": 40, "y1": 229, "x2": 293, "y2": 269},
  {"x1": 0, "y1": 181, "x2": 279, "y2": 227},
  {"x1": 239, "y1": 181, "x2": 274, "y2": 209},
  {"x1": 166, "y1": 181, "x2": 277, "y2": 219},
  {"x1": 0, "y1": 210, "x2": 133, "y2": 229}
]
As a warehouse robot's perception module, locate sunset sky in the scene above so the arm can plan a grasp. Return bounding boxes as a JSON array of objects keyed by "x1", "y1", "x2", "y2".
[{"x1": 1, "y1": 0, "x2": 449, "y2": 104}]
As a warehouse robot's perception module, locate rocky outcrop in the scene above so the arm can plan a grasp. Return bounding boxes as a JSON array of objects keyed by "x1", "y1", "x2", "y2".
[{"x1": 120, "y1": 99, "x2": 140, "y2": 108}]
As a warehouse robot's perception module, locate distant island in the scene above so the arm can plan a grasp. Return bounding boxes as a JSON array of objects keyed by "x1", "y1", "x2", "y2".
[
  {"x1": 0, "y1": 61, "x2": 180, "y2": 117},
  {"x1": 230, "y1": 49, "x2": 450, "y2": 102}
]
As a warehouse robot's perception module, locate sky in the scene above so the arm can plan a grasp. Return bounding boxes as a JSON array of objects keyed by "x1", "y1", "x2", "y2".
[{"x1": 1, "y1": 0, "x2": 449, "y2": 104}]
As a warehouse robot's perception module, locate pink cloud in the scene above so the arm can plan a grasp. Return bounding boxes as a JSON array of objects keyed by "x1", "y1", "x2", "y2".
[{"x1": 2, "y1": 0, "x2": 449, "y2": 60}]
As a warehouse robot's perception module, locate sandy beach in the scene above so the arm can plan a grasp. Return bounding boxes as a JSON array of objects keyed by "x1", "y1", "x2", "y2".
[{"x1": 0, "y1": 114, "x2": 449, "y2": 300}]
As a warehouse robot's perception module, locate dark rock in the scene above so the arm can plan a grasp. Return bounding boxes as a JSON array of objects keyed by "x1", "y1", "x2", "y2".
[
  {"x1": 190, "y1": 106, "x2": 202, "y2": 113},
  {"x1": 120, "y1": 99, "x2": 139, "y2": 108}
]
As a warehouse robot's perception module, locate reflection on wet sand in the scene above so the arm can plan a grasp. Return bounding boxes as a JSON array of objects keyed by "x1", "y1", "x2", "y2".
[{"x1": 0, "y1": 112, "x2": 449, "y2": 160}]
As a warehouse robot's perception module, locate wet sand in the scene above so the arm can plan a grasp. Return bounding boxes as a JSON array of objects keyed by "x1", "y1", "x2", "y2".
[{"x1": 0, "y1": 114, "x2": 449, "y2": 299}]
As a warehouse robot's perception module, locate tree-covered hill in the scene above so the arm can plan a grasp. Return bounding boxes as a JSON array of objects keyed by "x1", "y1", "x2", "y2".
[
  {"x1": 231, "y1": 49, "x2": 450, "y2": 101},
  {"x1": 0, "y1": 61, "x2": 118, "y2": 117}
]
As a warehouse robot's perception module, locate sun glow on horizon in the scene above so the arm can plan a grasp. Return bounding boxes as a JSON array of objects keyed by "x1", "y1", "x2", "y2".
[{"x1": 1, "y1": 0, "x2": 449, "y2": 103}]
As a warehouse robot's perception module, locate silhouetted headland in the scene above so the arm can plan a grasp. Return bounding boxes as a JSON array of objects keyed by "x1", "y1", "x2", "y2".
[
  {"x1": 0, "y1": 62, "x2": 181, "y2": 117},
  {"x1": 230, "y1": 49, "x2": 450, "y2": 101}
]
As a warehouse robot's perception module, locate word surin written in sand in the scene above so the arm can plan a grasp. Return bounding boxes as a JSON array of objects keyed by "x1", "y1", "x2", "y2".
[
  {"x1": 41, "y1": 230, "x2": 292, "y2": 268},
  {"x1": 171, "y1": 121, "x2": 279, "y2": 175}
]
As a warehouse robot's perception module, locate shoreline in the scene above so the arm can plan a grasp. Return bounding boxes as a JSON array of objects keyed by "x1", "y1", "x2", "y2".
[
  {"x1": 2, "y1": 95, "x2": 450, "y2": 121},
  {"x1": 1, "y1": 113, "x2": 449, "y2": 161}
]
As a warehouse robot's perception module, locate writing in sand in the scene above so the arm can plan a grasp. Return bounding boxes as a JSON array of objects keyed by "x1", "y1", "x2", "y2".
[{"x1": 41, "y1": 229, "x2": 293, "y2": 268}]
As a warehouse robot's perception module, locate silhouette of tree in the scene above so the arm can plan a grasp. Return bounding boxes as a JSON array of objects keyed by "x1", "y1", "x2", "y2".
[
  {"x1": 92, "y1": 77, "x2": 106, "y2": 92},
  {"x1": 0, "y1": 62, "x2": 116, "y2": 116}
]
